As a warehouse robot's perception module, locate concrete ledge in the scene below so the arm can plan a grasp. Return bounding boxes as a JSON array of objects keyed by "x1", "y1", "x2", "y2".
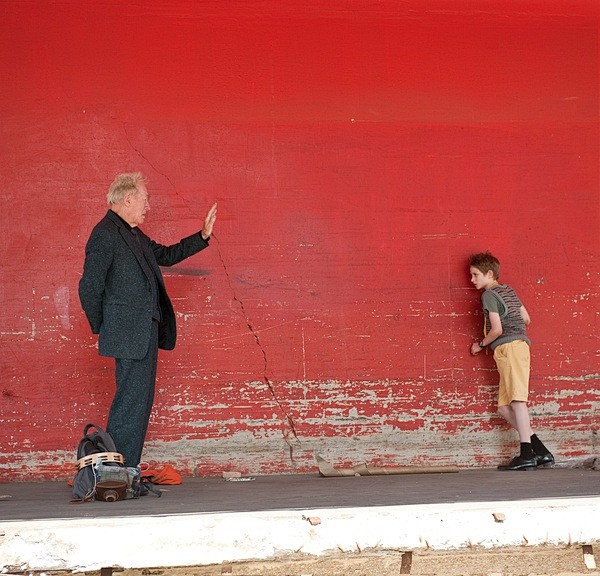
[{"x1": 2, "y1": 497, "x2": 600, "y2": 572}]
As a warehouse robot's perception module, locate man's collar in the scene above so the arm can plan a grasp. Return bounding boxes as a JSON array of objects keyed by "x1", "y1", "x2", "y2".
[{"x1": 108, "y1": 209, "x2": 135, "y2": 232}]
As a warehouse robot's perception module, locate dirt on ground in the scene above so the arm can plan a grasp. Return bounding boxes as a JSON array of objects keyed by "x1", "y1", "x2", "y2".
[{"x1": 32, "y1": 544, "x2": 597, "y2": 576}]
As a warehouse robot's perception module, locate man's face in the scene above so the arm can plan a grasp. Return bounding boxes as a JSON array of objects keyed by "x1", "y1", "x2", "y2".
[
  {"x1": 127, "y1": 183, "x2": 150, "y2": 227},
  {"x1": 470, "y1": 266, "x2": 494, "y2": 290}
]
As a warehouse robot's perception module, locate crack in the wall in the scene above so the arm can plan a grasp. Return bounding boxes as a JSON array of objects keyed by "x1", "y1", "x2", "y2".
[
  {"x1": 122, "y1": 126, "x2": 299, "y2": 458},
  {"x1": 123, "y1": 126, "x2": 178, "y2": 189},
  {"x1": 214, "y1": 240, "x2": 300, "y2": 460}
]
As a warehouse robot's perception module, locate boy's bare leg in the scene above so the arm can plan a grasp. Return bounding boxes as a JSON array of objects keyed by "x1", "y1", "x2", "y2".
[
  {"x1": 511, "y1": 401, "x2": 532, "y2": 442},
  {"x1": 498, "y1": 402, "x2": 554, "y2": 468},
  {"x1": 497, "y1": 402, "x2": 537, "y2": 470},
  {"x1": 498, "y1": 403, "x2": 533, "y2": 439},
  {"x1": 497, "y1": 404, "x2": 517, "y2": 428}
]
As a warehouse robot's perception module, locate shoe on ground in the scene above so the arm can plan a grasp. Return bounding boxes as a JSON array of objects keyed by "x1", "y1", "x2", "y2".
[
  {"x1": 497, "y1": 455, "x2": 537, "y2": 471},
  {"x1": 535, "y1": 451, "x2": 555, "y2": 468}
]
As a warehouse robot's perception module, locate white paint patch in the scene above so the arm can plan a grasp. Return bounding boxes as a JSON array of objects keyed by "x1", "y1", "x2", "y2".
[{"x1": 53, "y1": 286, "x2": 72, "y2": 330}]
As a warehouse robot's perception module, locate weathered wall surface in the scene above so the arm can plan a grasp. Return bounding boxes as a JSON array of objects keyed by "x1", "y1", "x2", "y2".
[{"x1": 0, "y1": 1, "x2": 598, "y2": 480}]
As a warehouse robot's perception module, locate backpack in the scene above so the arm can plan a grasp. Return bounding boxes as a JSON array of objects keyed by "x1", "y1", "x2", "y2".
[
  {"x1": 71, "y1": 423, "x2": 160, "y2": 502},
  {"x1": 72, "y1": 423, "x2": 125, "y2": 501}
]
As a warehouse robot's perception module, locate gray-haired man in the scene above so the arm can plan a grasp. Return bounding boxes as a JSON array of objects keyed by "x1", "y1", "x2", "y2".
[{"x1": 79, "y1": 172, "x2": 217, "y2": 467}]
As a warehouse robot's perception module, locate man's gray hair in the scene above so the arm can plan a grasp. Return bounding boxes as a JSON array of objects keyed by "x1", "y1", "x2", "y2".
[{"x1": 107, "y1": 172, "x2": 147, "y2": 205}]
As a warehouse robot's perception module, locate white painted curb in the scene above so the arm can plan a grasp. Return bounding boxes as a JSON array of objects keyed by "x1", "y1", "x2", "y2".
[{"x1": 1, "y1": 497, "x2": 599, "y2": 572}]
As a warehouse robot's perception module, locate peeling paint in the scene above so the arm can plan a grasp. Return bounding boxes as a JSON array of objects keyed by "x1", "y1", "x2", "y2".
[{"x1": 53, "y1": 286, "x2": 72, "y2": 330}]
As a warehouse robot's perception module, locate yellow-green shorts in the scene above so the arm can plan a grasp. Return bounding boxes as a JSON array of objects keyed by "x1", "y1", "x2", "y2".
[{"x1": 494, "y1": 339, "x2": 530, "y2": 406}]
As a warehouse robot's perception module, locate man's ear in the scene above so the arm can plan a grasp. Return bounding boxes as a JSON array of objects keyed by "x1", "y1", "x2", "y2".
[{"x1": 486, "y1": 270, "x2": 495, "y2": 280}]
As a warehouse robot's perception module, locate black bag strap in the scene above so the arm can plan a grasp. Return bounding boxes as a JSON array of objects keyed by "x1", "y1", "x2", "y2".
[
  {"x1": 82, "y1": 423, "x2": 118, "y2": 454},
  {"x1": 142, "y1": 480, "x2": 162, "y2": 497}
]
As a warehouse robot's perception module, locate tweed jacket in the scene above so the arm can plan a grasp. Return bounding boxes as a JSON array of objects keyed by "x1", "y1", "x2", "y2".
[{"x1": 79, "y1": 210, "x2": 209, "y2": 359}]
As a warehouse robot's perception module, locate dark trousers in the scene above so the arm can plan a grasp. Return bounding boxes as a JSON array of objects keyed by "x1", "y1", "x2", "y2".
[{"x1": 107, "y1": 321, "x2": 159, "y2": 467}]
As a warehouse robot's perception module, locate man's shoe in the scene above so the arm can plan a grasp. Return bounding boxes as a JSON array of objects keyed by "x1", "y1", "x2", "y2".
[
  {"x1": 535, "y1": 452, "x2": 555, "y2": 468},
  {"x1": 497, "y1": 455, "x2": 537, "y2": 471}
]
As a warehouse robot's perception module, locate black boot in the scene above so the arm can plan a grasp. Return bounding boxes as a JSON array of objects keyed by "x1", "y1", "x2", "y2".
[
  {"x1": 498, "y1": 442, "x2": 537, "y2": 471},
  {"x1": 531, "y1": 434, "x2": 555, "y2": 468}
]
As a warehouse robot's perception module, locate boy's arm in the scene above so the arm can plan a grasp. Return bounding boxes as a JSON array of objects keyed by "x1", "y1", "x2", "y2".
[
  {"x1": 520, "y1": 305, "x2": 531, "y2": 326},
  {"x1": 471, "y1": 312, "x2": 503, "y2": 355},
  {"x1": 487, "y1": 312, "x2": 503, "y2": 342}
]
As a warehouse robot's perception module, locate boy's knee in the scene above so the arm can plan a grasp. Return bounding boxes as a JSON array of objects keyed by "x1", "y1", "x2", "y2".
[
  {"x1": 511, "y1": 400, "x2": 529, "y2": 411},
  {"x1": 497, "y1": 405, "x2": 510, "y2": 417}
]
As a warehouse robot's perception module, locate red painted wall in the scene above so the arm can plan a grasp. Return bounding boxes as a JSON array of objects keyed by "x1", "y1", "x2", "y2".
[{"x1": 1, "y1": 1, "x2": 598, "y2": 480}]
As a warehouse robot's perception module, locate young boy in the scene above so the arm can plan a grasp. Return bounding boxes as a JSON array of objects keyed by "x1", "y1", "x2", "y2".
[{"x1": 469, "y1": 252, "x2": 553, "y2": 471}]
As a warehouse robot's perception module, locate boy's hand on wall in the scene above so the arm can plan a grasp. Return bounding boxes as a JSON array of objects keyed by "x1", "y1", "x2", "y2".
[{"x1": 470, "y1": 342, "x2": 483, "y2": 355}]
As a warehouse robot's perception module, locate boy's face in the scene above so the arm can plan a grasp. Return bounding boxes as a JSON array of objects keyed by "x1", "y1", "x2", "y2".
[{"x1": 470, "y1": 266, "x2": 495, "y2": 290}]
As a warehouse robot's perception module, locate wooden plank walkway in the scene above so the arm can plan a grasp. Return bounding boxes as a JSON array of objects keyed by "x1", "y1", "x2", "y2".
[{"x1": 1, "y1": 468, "x2": 598, "y2": 522}]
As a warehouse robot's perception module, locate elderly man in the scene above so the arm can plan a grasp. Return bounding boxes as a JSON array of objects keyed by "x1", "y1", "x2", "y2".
[{"x1": 79, "y1": 172, "x2": 217, "y2": 467}]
